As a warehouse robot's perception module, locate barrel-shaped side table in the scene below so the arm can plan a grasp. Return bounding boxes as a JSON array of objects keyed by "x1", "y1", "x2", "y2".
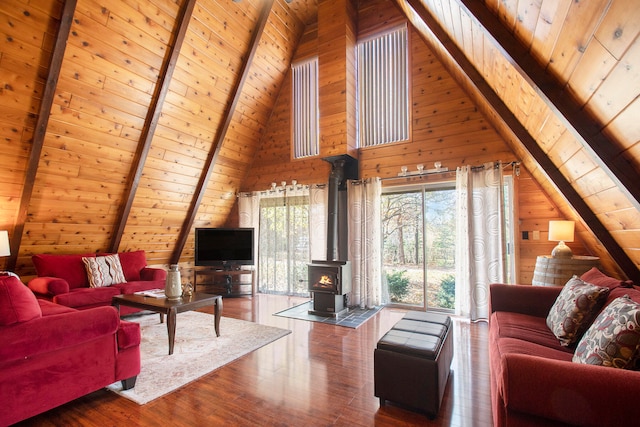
[{"x1": 532, "y1": 255, "x2": 600, "y2": 287}]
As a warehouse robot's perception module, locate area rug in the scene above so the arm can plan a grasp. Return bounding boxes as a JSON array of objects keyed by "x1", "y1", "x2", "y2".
[
  {"x1": 107, "y1": 312, "x2": 290, "y2": 404},
  {"x1": 274, "y1": 301, "x2": 382, "y2": 328}
]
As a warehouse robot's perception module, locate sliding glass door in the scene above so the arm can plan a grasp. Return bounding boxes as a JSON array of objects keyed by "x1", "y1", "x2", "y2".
[
  {"x1": 258, "y1": 195, "x2": 310, "y2": 296},
  {"x1": 381, "y1": 184, "x2": 456, "y2": 310}
]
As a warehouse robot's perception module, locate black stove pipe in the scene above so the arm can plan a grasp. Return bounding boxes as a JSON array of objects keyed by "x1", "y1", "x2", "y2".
[{"x1": 326, "y1": 158, "x2": 345, "y2": 261}]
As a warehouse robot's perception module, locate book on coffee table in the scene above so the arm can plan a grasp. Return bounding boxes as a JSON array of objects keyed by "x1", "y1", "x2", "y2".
[{"x1": 134, "y1": 288, "x2": 166, "y2": 298}]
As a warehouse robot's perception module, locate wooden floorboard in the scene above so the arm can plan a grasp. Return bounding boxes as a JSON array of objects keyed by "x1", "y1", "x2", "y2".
[{"x1": 14, "y1": 294, "x2": 493, "y2": 426}]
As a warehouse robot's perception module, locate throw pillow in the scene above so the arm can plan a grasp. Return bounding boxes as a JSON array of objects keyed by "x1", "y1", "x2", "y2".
[
  {"x1": 546, "y1": 276, "x2": 610, "y2": 346},
  {"x1": 82, "y1": 254, "x2": 127, "y2": 288},
  {"x1": 0, "y1": 276, "x2": 42, "y2": 325},
  {"x1": 573, "y1": 296, "x2": 640, "y2": 369}
]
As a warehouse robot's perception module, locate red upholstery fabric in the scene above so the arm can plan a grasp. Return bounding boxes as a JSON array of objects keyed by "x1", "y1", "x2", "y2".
[
  {"x1": 32, "y1": 253, "x2": 96, "y2": 289},
  {"x1": 117, "y1": 250, "x2": 147, "y2": 281},
  {"x1": 27, "y1": 276, "x2": 69, "y2": 296},
  {"x1": 581, "y1": 267, "x2": 634, "y2": 289},
  {"x1": 489, "y1": 280, "x2": 640, "y2": 427},
  {"x1": 52, "y1": 286, "x2": 121, "y2": 308},
  {"x1": 140, "y1": 266, "x2": 167, "y2": 281},
  {"x1": 491, "y1": 311, "x2": 573, "y2": 353},
  {"x1": 117, "y1": 319, "x2": 142, "y2": 350},
  {"x1": 28, "y1": 251, "x2": 166, "y2": 312},
  {"x1": 0, "y1": 302, "x2": 141, "y2": 426},
  {"x1": 489, "y1": 284, "x2": 561, "y2": 318},
  {"x1": 0, "y1": 276, "x2": 42, "y2": 325}
]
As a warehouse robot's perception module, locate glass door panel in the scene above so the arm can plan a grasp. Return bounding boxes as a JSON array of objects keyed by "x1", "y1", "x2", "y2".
[{"x1": 381, "y1": 185, "x2": 456, "y2": 311}]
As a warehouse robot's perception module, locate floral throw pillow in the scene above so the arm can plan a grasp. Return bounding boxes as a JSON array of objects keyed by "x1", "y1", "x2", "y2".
[
  {"x1": 82, "y1": 254, "x2": 127, "y2": 288},
  {"x1": 573, "y1": 296, "x2": 640, "y2": 369},
  {"x1": 546, "y1": 276, "x2": 610, "y2": 346}
]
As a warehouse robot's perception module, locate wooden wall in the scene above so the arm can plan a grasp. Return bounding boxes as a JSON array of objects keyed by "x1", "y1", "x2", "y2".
[
  {"x1": 0, "y1": 0, "x2": 306, "y2": 282},
  {"x1": 242, "y1": 0, "x2": 595, "y2": 283}
]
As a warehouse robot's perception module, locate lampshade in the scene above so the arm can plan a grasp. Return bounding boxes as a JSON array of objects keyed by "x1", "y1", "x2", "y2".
[
  {"x1": 548, "y1": 221, "x2": 575, "y2": 242},
  {"x1": 548, "y1": 221, "x2": 574, "y2": 258},
  {"x1": 0, "y1": 231, "x2": 10, "y2": 257}
]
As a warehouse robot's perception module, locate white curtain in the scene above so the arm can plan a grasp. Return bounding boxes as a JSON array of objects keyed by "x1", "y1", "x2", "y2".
[
  {"x1": 238, "y1": 185, "x2": 327, "y2": 295},
  {"x1": 309, "y1": 185, "x2": 328, "y2": 261},
  {"x1": 347, "y1": 177, "x2": 382, "y2": 308},
  {"x1": 455, "y1": 163, "x2": 506, "y2": 321}
]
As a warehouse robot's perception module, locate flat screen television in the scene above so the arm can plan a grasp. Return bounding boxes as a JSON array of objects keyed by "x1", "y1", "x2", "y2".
[{"x1": 195, "y1": 228, "x2": 255, "y2": 268}]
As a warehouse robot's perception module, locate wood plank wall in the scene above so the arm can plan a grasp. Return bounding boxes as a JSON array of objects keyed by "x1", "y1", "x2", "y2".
[
  {"x1": 241, "y1": 0, "x2": 595, "y2": 284},
  {"x1": 0, "y1": 0, "x2": 305, "y2": 281},
  {"x1": 0, "y1": 0, "x2": 65, "y2": 272}
]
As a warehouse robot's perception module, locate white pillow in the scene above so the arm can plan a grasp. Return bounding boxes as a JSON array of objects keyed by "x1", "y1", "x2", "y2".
[{"x1": 82, "y1": 254, "x2": 127, "y2": 287}]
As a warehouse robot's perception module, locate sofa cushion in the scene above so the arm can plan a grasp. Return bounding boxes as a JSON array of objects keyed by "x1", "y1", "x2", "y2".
[
  {"x1": 82, "y1": 254, "x2": 127, "y2": 288},
  {"x1": 580, "y1": 267, "x2": 633, "y2": 289},
  {"x1": 573, "y1": 296, "x2": 640, "y2": 369},
  {"x1": 32, "y1": 253, "x2": 96, "y2": 289},
  {"x1": 491, "y1": 311, "x2": 574, "y2": 353},
  {"x1": 53, "y1": 286, "x2": 121, "y2": 309},
  {"x1": 117, "y1": 250, "x2": 147, "y2": 282},
  {"x1": 546, "y1": 276, "x2": 610, "y2": 346},
  {"x1": 0, "y1": 276, "x2": 42, "y2": 325}
]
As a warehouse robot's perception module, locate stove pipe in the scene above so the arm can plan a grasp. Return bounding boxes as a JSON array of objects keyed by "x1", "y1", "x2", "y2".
[
  {"x1": 322, "y1": 155, "x2": 358, "y2": 262},
  {"x1": 326, "y1": 158, "x2": 344, "y2": 261}
]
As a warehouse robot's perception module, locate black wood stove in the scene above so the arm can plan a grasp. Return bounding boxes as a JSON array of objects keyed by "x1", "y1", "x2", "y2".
[{"x1": 307, "y1": 155, "x2": 357, "y2": 317}]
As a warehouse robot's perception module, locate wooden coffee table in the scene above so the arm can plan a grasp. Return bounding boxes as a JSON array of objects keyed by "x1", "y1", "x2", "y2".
[{"x1": 112, "y1": 292, "x2": 223, "y2": 355}]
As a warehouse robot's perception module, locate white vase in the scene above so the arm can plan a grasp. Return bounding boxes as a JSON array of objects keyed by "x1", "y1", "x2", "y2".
[{"x1": 165, "y1": 264, "x2": 182, "y2": 300}]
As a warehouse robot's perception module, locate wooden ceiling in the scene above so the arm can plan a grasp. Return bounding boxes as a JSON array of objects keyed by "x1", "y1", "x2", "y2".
[
  {"x1": 395, "y1": 0, "x2": 640, "y2": 281},
  {"x1": 1, "y1": 0, "x2": 638, "y2": 282}
]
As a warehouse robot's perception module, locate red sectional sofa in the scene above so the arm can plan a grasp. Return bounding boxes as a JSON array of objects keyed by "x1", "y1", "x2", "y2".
[
  {"x1": 27, "y1": 250, "x2": 166, "y2": 314},
  {"x1": 0, "y1": 276, "x2": 141, "y2": 426},
  {"x1": 489, "y1": 268, "x2": 640, "y2": 427}
]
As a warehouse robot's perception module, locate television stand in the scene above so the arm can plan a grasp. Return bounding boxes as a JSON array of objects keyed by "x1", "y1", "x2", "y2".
[{"x1": 194, "y1": 266, "x2": 254, "y2": 297}]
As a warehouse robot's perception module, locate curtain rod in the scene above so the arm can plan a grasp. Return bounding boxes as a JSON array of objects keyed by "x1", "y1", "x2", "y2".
[{"x1": 379, "y1": 160, "x2": 520, "y2": 182}]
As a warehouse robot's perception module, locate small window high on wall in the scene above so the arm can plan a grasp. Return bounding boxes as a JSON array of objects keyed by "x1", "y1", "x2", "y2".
[
  {"x1": 291, "y1": 57, "x2": 319, "y2": 159},
  {"x1": 358, "y1": 25, "x2": 409, "y2": 147}
]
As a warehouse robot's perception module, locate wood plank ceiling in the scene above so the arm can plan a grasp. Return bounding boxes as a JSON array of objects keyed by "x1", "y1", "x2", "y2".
[
  {"x1": 1, "y1": 0, "x2": 311, "y2": 275},
  {"x1": 1, "y1": 0, "x2": 638, "y2": 283},
  {"x1": 396, "y1": 0, "x2": 640, "y2": 282}
]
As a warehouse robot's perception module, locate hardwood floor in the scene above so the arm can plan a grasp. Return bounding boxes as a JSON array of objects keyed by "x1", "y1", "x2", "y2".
[{"x1": 15, "y1": 294, "x2": 492, "y2": 426}]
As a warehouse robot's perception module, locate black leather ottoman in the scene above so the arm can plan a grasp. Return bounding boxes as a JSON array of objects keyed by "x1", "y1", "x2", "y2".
[{"x1": 374, "y1": 311, "x2": 453, "y2": 417}]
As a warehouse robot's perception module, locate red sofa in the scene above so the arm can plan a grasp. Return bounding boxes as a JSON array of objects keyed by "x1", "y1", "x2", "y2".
[
  {"x1": 489, "y1": 268, "x2": 640, "y2": 427},
  {"x1": 28, "y1": 250, "x2": 166, "y2": 314},
  {"x1": 0, "y1": 276, "x2": 141, "y2": 426}
]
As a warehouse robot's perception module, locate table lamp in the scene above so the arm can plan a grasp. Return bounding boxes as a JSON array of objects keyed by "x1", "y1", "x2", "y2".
[
  {"x1": 549, "y1": 221, "x2": 574, "y2": 258},
  {"x1": 0, "y1": 231, "x2": 9, "y2": 257}
]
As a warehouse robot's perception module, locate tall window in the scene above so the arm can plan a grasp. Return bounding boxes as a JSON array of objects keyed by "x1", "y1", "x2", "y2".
[
  {"x1": 358, "y1": 25, "x2": 409, "y2": 147},
  {"x1": 381, "y1": 183, "x2": 456, "y2": 310},
  {"x1": 291, "y1": 58, "x2": 319, "y2": 159},
  {"x1": 258, "y1": 194, "x2": 310, "y2": 296}
]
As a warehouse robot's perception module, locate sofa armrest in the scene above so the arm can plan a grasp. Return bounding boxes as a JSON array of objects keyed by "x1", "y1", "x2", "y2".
[
  {"x1": 140, "y1": 267, "x2": 167, "y2": 281},
  {"x1": 27, "y1": 276, "x2": 70, "y2": 296},
  {"x1": 500, "y1": 353, "x2": 640, "y2": 426},
  {"x1": 0, "y1": 306, "x2": 119, "y2": 363},
  {"x1": 490, "y1": 284, "x2": 561, "y2": 317}
]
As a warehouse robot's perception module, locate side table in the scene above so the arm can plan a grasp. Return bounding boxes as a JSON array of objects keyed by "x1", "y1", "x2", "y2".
[{"x1": 532, "y1": 255, "x2": 600, "y2": 287}]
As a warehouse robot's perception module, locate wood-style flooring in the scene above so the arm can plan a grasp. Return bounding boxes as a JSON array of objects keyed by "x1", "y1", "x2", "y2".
[{"x1": 14, "y1": 294, "x2": 492, "y2": 426}]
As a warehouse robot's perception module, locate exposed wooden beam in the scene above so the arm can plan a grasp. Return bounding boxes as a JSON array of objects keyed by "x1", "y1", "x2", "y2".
[
  {"x1": 170, "y1": 0, "x2": 275, "y2": 264},
  {"x1": 457, "y1": 0, "x2": 640, "y2": 213},
  {"x1": 109, "y1": 0, "x2": 198, "y2": 253},
  {"x1": 401, "y1": 0, "x2": 640, "y2": 283},
  {"x1": 7, "y1": 0, "x2": 78, "y2": 271}
]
